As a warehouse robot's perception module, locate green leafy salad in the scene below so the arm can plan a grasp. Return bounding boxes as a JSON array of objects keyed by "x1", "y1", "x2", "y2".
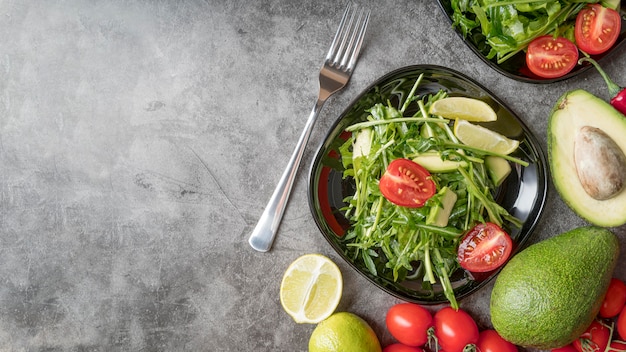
[
  {"x1": 449, "y1": 0, "x2": 600, "y2": 63},
  {"x1": 338, "y1": 74, "x2": 528, "y2": 308}
]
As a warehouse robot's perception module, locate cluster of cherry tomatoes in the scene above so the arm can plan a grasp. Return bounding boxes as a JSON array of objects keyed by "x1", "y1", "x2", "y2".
[
  {"x1": 552, "y1": 278, "x2": 626, "y2": 352},
  {"x1": 382, "y1": 303, "x2": 516, "y2": 352}
]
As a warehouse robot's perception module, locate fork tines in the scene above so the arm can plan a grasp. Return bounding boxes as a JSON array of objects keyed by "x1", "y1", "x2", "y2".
[{"x1": 326, "y1": 3, "x2": 370, "y2": 72}]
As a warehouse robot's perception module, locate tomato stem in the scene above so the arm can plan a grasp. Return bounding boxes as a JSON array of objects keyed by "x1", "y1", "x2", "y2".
[{"x1": 579, "y1": 56, "x2": 626, "y2": 116}]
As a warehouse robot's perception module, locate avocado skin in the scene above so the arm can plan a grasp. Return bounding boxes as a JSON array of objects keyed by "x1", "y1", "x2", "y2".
[{"x1": 490, "y1": 226, "x2": 619, "y2": 349}]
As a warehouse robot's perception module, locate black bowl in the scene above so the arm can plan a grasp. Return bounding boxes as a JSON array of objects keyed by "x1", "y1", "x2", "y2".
[
  {"x1": 436, "y1": 0, "x2": 626, "y2": 84},
  {"x1": 308, "y1": 65, "x2": 548, "y2": 304}
]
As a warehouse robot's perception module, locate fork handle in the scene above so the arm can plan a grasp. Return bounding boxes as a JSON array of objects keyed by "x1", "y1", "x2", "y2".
[{"x1": 248, "y1": 97, "x2": 327, "y2": 252}]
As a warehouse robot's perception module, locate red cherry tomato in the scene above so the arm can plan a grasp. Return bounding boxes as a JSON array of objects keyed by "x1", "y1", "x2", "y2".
[
  {"x1": 379, "y1": 158, "x2": 436, "y2": 208},
  {"x1": 551, "y1": 345, "x2": 578, "y2": 352},
  {"x1": 610, "y1": 340, "x2": 626, "y2": 351},
  {"x1": 575, "y1": 4, "x2": 621, "y2": 55},
  {"x1": 573, "y1": 319, "x2": 610, "y2": 352},
  {"x1": 457, "y1": 222, "x2": 513, "y2": 273},
  {"x1": 476, "y1": 329, "x2": 518, "y2": 352},
  {"x1": 382, "y1": 343, "x2": 424, "y2": 352},
  {"x1": 526, "y1": 36, "x2": 579, "y2": 79},
  {"x1": 433, "y1": 307, "x2": 479, "y2": 352},
  {"x1": 618, "y1": 305, "x2": 626, "y2": 340},
  {"x1": 385, "y1": 303, "x2": 433, "y2": 347},
  {"x1": 599, "y1": 278, "x2": 626, "y2": 318}
]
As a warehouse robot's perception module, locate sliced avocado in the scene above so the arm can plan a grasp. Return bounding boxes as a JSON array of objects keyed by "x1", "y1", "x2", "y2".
[
  {"x1": 548, "y1": 89, "x2": 626, "y2": 227},
  {"x1": 413, "y1": 152, "x2": 467, "y2": 173},
  {"x1": 485, "y1": 156, "x2": 511, "y2": 187},
  {"x1": 490, "y1": 226, "x2": 619, "y2": 349},
  {"x1": 601, "y1": 0, "x2": 620, "y2": 10},
  {"x1": 352, "y1": 128, "x2": 372, "y2": 159},
  {"x1": 352, "y1": 128, "x2": 372, "y2": 170},
  {"x1": 426, "y1": 187, "x2": 458, "y2": 227}
]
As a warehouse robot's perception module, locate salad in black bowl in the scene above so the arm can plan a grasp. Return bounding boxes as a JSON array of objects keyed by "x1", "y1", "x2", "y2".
[
  {"x1": 308, "y1": 65, "x2": 547, "y2": 307},
  {"x1": 437, "y1": 0, "x2": 626, "y2": 83}
]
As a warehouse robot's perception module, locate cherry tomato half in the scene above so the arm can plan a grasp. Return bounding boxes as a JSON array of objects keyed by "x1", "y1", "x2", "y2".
[
  {"x1": 385, "y1": 303, "x2": 433, "y2": 347},
  {"x1": 433, "y1": 307, "x2": 479, "y2": 352},
  {"x1": 382, "y1": 343, "x2": 424, "y2": 352},
  {"x1": 551, "y1": 345, "x2": 578, "y2": 352},
  {"x1": 573, "y1": 319, "x2": 610, "y2": 352},
  {"x1": 618, "y1": 305, "x2": 626, "y2": 340},
  {"x1": 457, "y1": 222, "x2": 513, "y2": 273},
  {"x1": 526, "y1": 36, "x2": 579, "y2": 79},
  {"x1": 379, "y1": 158, "x2": 436, "y2": 208},
  {"x1": 599, "y1": 278, "x2": 626, "y2": 318},
  {"x1": 476, "y1": 329, "x2": 518, "y2": 352},
  {"x1": 575, "y1": 4, "x2": 621, "y2": 55}
]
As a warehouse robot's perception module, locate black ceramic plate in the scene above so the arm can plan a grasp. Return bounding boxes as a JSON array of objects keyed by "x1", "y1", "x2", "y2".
[
  {"x1": 436, "y1": 0, "x2": 626, "y2": 84},
  {"x1": 308, "y1": 65, "x2": 548, "y2": 304}
]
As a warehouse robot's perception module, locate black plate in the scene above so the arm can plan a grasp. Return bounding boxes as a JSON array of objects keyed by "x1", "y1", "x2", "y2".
[
  {"x1": 436, "y1": 0, "x2": 626, "y2": 84},
  {"x1": 308, "y1": 65, "x2": 548, "y2": 304}
]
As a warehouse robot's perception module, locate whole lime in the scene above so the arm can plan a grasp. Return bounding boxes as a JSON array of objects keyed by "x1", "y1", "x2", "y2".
[{"x1": 308, "y1": 312, "x2": 381, "y2": 352}]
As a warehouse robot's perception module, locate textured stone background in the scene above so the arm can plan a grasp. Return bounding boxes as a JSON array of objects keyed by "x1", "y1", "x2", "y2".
[{"x1": 1, "y1": 0, "x2": 625, "y2": 351}]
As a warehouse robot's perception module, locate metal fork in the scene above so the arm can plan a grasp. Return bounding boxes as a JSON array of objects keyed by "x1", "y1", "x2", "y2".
[{"x1": 248, "y1": 3, "x2": 370, "y2": 252}]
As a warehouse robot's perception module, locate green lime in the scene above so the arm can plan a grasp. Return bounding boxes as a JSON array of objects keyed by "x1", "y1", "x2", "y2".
[{"x1": 308, "y1": 312, "x2": 381, "y2": 352}]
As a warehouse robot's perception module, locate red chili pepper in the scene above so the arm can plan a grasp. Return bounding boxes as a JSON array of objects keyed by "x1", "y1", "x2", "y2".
[{"x1": 579, "y1": 57, "x2": 626, "y2": 116}]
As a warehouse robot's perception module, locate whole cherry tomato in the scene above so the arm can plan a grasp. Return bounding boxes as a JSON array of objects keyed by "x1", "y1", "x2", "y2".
[
  {"x1": 433, "y1": 307, "x2": 479, "y2": 352},
  {"x1": 476, "y1": 329, "x2": 518, "y2": 352},
  {"x1": 599, "y1": 278, "x2": 626, "y2": 318},
  {"x1": 573, "y1": 319, "x2": 610, "y2": 352},
  {"x1": 385, "y1": 303, "x2": 433, "y2": 347},
  {"x1": 551, "y1": 345, "x2": 577, "y2": 352},
  {"x1": 382, "y1": 343, "x2": 424, "y2": 352},
  {"x1": 618, "y1": 305, "x2": 626, "y2": 340},
  {"x1": 610, "y1": 340, "x2": 626, "y2": 351}
]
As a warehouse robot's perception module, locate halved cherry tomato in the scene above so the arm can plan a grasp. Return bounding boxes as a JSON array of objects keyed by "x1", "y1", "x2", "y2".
[
  {"x1": 379, "y1": 158, "x2": 436, "y2": 208},
  {"x1": 526, "y1": 36, "x2": 579, "y2": 79},
  {"x1": 476, "y1": 329, "x2": 518, "y2": 352},
  {"x1": 382, "y1": 343, "x2": 424, "y2": 352},
  {"x1": 433, "y1": 307, "x2": 479, "y2": 352},
  {"x1": 599, "y1": 278, "x2": 626, "y2": 318},
  {"x1": 385, "y1": 303, "x2": 433, "y2": 347},
  {"x1": 552, "y1": 345, "x2": 578, "y2": 352},
  {"x1": 575, "y1": 4, "x2": 621, "y2": 55},
  {"x1": 457, "y1": 222, "x2": 513, "y2": 273},
  {"x1": 573, "y1": 319, "x2": 610, "y2": 352}
]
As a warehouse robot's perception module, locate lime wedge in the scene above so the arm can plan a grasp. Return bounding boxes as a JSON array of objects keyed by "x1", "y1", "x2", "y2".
[
  {"x1": 454, "y1": 119, "x2": 519, "y2": 155},
  {"x1": 430, "y1": 97, "x2": 497, "y2": 122}
]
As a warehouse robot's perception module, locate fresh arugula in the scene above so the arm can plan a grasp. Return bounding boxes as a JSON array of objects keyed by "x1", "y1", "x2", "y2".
[
  {"x1": 338, "y1": 75, "x2": 526, "y2": 308},
  {"x1": 450, "y1": 0, "x2": 598, "y2": 63}
]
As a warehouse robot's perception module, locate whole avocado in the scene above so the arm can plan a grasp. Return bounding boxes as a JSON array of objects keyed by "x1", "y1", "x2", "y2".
[{"x1": 490, "y1": 226, "x2": 619, "y2": 349}]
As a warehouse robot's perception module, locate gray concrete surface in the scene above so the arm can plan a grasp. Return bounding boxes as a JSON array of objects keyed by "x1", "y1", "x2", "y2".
[{"x1": 1, "y1": 0, "x2": 625, "y2": 351}]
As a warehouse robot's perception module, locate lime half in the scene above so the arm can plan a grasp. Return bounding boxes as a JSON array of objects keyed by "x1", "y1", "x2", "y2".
[{"x1": 279, "y1": 254, "x2": 343, "y2": 324}]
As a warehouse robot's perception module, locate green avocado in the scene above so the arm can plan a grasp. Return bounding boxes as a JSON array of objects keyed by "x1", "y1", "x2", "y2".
[
  {"x1": 548, "y1": 89, "x2": 626, "y2": 227},
  {"x1": 490, "y1": 226, "x2": 619, "y2": 349}
]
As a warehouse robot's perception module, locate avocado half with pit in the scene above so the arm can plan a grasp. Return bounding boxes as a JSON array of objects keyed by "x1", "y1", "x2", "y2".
[{"x1": 548, "y1": 89, "x2": 626, "y2": 227}]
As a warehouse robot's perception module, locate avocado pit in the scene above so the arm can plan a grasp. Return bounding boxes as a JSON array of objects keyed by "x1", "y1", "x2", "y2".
[{"x1": 574, "y1": 125, "x2": 626, "y2": 200}]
